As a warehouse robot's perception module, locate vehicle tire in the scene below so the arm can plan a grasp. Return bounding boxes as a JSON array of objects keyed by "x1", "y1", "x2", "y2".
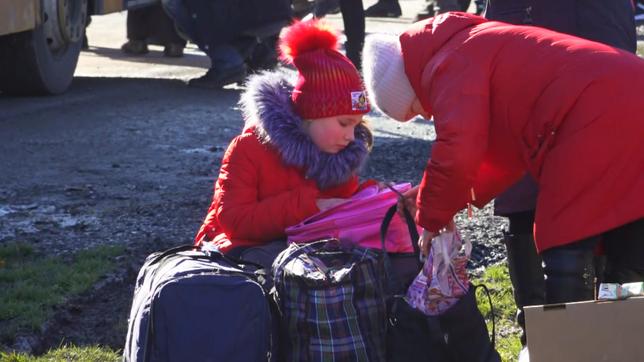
[{"x1": 0, "y1": 0, "x2": 87, "y2": 95}]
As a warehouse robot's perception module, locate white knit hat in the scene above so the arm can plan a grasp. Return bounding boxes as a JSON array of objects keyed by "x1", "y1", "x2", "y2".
[{"x1": 362, "y1": 34, "x2": 416, "y2": 122}]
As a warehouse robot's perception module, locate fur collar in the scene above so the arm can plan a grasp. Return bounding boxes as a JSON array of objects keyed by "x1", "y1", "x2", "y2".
[{"x1": 240, "y1": 71, "x2": 370, "y2": 190}]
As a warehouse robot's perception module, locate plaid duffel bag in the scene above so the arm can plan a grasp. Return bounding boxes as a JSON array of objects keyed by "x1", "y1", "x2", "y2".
[{"x1": 272, "y1": 239, "x2": 387, "y2": 362}]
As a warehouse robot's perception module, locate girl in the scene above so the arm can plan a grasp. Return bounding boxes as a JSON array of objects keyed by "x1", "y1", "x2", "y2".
[{"x1": 195, "y1": 19, "x2": 375, "y2": 267}]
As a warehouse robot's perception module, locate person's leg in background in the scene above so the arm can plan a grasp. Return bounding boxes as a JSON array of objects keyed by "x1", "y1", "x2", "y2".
[
  {"x1": 339, "y1": 0, "x2": 366, "y2": 69},
  {"x1": 147, "y1": 3, "x2": 187, "y2": 57},
  {"x1": 82, "y1": 15, "x2": 92, "y2": 50},
  {"x1": 541, "y1": 237, "x2": 598, "y2": 304},
  {"x1": 293, "y1": 0, "x2": 314, "y2": 18},
  {"x1": 163, "y1": 0, "x2": 246, "y2": 88},
  {"x1": 576, "y1": 0, "x2": 636, "y2": 53},
  {"x1": 189, "y1": 44, "x2": 246, "y2": 88},
  {"x1": 503, "y1": 210, "x2": 545, "y2": 347},
  {"x1": 491, "y1": 173, "x2": 542, "y2": 362},
  {"x1": 431, "y1": 0, "x2": 466, "y2": 14},
  {"x1": 122, "y1": 6, "x2": 151, "y2": 55},
  {"x1": 364, "y1": 0, "x2": 402, "y2": 18},
  {"x1": 602, "y1": 219, "x2": 644, "y2": 283},
  {"x1": 415, "y1": 0, "x2": 470, "y2": 23},
  {"x1": 474, "y1": 0, "x2": 485, "y2": 15},
  {"x1": 414, "y1": 0, "x2": 435, "y2": 21}
]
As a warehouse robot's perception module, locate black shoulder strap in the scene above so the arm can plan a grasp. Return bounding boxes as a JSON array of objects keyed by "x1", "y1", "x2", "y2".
[{"x1": 380, "y1": 204, "x2": 420, "y2": 256}]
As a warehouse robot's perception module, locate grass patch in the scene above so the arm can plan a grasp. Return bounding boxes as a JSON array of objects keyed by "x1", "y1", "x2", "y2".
[
  {"x1": 474, "y1": 264, "x2": 522, "y2": 361},
  {"x1": 0, "y1": 345, "x2": 120, "y2": 362},
  {"x1": 0, "y1": 243, "x2": 124, "y2": 342}
]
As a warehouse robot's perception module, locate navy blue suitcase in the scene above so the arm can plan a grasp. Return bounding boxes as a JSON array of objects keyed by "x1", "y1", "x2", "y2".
[{"x1": 123, "y1": 245, "x2": 276, "y2": 362}]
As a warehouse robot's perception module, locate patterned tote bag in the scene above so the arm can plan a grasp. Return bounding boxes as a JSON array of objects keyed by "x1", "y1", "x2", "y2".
[{"x1": 272, "y1": 239, "x2": 387, "y2": 362}]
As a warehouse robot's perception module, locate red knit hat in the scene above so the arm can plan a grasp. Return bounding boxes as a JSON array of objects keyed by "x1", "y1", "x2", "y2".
[{"x1": 279, "y1": 19, "x2": 370, "y2": 119}]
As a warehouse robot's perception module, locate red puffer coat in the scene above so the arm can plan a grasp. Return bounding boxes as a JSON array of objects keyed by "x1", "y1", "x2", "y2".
[
  {"x1": 195, "y1": 72, "x2": 373, "y2": 252},
  {"x1": 401, "y1": 13, "x2": 644, "y2": 251}
]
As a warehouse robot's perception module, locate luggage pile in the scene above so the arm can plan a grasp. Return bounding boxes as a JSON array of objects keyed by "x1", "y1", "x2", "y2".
[{"x1": 124, "y1": 205, "x2": 498, "y2": 361}]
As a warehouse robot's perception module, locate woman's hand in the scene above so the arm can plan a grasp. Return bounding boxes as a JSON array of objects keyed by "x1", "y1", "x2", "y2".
[
  {"x1": 397, "y1": 185, "x2": 419, "y2": 217},
  {"x1": 418, "y1": 219, "x2": 456, "y2": 258},
  {"x1": 316, "y1": 198, "x2": 346, "y2": 211}
]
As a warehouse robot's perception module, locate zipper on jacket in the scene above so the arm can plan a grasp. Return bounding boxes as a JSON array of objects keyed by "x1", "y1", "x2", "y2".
[{"x1": 467, "y1": 187, "x2": 477, "y2": 218}]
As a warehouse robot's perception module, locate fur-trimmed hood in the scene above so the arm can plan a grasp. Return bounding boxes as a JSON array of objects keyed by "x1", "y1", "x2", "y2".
[{"x1": 239, "y1": 71, "x2": 371, "y2": 189}]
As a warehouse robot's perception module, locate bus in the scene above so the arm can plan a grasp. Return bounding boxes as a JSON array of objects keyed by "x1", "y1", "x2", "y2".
[{"x1": 0, "y1": 0, "x2": 157, "y2": 95}]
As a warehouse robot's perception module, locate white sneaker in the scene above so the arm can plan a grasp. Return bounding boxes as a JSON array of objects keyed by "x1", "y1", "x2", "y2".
[{"x1": 518, "y1": 346, "x2": 530, "y2": 362}]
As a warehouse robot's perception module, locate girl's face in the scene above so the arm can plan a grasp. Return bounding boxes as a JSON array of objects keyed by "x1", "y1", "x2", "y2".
[{"x1": 303, "y1": 114, "x2": 363, "y2": 154}]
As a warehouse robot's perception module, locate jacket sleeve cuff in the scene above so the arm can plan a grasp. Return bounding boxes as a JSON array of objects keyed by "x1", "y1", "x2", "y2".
[
  {"x1": 358, "y1": 179, "x2": 378, "y2": 191},
  {"x1": 416, "y1": 207, "x2": 452, "y2": 233}
]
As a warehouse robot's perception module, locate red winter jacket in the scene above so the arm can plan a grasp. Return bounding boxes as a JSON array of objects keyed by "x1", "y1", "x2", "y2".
[
  {"x1": 195, "y1": 73, "x2": 373, "y2": 252},
  {"x1": 400, "y1": 13, "x2": 644, "y2": 251}
]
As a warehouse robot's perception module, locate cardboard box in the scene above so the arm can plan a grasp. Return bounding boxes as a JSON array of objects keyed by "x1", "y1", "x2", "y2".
[{"x1": 524, "y1": 296, "x2": 644, "y2": 362}]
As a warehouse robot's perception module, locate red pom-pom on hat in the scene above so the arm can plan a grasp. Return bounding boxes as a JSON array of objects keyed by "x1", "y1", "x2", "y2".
[
  {"x1": 277, "y1": 19, "x2": 370, "y2": 119},
  {"x1": 279, "y1": 19, "x2": 340, "y2": 64}
]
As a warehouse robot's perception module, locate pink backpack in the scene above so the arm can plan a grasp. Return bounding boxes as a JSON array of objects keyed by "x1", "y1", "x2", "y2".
[{"x1": 286, "y1": 183, "x2": 419, "y2": 253}]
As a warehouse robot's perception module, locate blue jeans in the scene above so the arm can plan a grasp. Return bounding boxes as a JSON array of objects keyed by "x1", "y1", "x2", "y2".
[{"x1": 162, "y1": 0, "x2": 243, "y2": 70}]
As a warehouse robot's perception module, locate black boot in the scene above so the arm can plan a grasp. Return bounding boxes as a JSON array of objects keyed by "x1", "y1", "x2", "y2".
[
  {"x1": 364, "y1": 0, "x2": 402, "y2": 18},
  {"x1": 188, "y1": 64, "x2": 247, "y2": 89},
  {"x1": 439, "y1": 285, "x2": 501, "y2": 362},
  {"x1": 344, "y1": 41, "x2": 363, "y2": 71},
  {"x1": 542, "y1": 244, "x2": 596, "y2": 304},
  {"x1": 504, "y1": 233, "x2": 545, "y2": 347}
]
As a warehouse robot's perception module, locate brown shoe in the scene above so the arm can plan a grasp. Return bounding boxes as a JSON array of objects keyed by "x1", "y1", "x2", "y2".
[
  {"x1": 121, "y1": 40, "x2": 148, "y2": 55},
  {"x1": 164, "y1": 43, "x2": 184, "y2": 58}
]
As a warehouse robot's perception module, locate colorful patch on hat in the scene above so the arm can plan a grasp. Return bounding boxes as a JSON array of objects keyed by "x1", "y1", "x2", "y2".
[{"x1": 351, "y1": 91, "x2": 369, "y2": 111}]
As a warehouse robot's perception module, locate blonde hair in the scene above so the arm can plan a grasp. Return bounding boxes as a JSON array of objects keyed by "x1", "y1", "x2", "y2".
[{"x1": 360, "y1": 119, "x2": 374, "y2": 152}]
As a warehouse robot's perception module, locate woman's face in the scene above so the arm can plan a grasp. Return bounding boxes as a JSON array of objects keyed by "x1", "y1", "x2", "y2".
[{"x1": 303, "y1": 114, "x2": 363, "y2": 154}]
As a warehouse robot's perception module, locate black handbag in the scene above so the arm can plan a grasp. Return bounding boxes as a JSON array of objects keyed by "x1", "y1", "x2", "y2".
[
  {"x1": 380, "y1": 205, "x2": 500, "y2": 362},
  {"x1": 379, "y1": 206, "x2": 447, "y2": 361}
]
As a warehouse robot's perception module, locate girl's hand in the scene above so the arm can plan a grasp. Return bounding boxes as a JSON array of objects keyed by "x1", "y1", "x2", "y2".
[
  {"x1": 418, "y1": 218, "x2": 456, "y2": 258},
  {"x1": 316, "y1": 198, "x2": 346, "y2": 211}
]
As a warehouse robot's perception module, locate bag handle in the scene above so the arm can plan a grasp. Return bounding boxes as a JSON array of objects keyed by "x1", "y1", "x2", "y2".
[
  {"x1": 380, "y1": 204, "x2": 420, "y2": 255},
  {"x1": 271, "y1": 238, "x2": 337, "y2": 286},
  {"x1": 148, "y1": 244, "x2": 198, "y2": 266},
  {"x1": 473, "y1": 284, "x2": 497, "y2": 354},
  {"x1": 148, "y1": 244, "x2": 266, "y2": 271},
  {"x1": 380, "y1": 204, "x2": 422, "y2": 290}
]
